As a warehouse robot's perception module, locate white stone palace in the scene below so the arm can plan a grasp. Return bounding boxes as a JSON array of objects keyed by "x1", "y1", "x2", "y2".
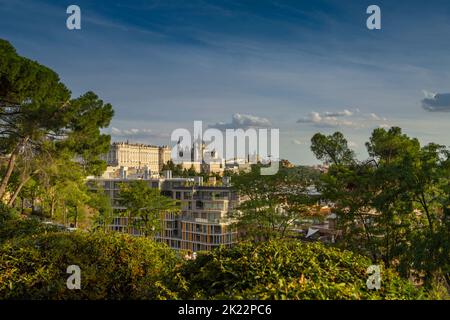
[{"x1": 102, "y1": 141, "x2": 171, "y2": 173}]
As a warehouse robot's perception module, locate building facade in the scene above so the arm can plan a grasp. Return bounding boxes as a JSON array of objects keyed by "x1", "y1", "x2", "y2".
[
  {"x1": 87, "y1": 176, "x2": 239, "y2": 252},
  {"x1": 103, "y1": 142, "x2": 171, "y2": 173}
]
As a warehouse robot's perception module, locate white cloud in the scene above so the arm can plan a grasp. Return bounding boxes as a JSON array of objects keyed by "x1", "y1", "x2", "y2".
[
  {"x1": 291, "y1": 139, "x2": 307, "y2": 145},
  {"x1": 112, "y1": 127, "x2": 152, "y2": 135},
  {"x1": 369, "y1": 113, "x2": 388, "y2": 121},
  {"x1": 323, "y1": 109, "x2": 353, "y2": 117},
  {"x1": 297, "y1": 109, "x2": 388, "y2": 129},
  {"x1": 210, "y1": 113, "x2": 272, "y2": 129},
  {"x1": 423, "y1": 90, "x2": 437, "y2": 99},
  {"x1": 110, "y1": 127, "x2": 169, "y2": 140},
  {"x1": 297, "y1": 110, "x2": 360, "y2": 128}
]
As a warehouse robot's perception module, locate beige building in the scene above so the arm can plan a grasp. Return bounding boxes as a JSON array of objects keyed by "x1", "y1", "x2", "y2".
[
  {"x1": 103, "y1": 142, "x2": 171, "y2": 173},
  {"x1": 179, "y1": 161, "x2": 202, "y2": 173},
  {"x1": 158, "y1": 146, "x2": 172, "y2": 172},
  {"x1": 201, "y1": 162, "x2": 224, "y2": 175}
]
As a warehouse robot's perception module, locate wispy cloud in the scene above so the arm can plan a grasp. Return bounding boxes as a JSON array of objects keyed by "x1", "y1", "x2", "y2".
[
  {"x1": 110, "y1": 127, "x2": 169, "y2": 141},
  {"x1": 297, "y1": 109, "x2": 388, "y2": 129},
  {"x1": 323, "y1": 109, "x2": 353, "y2": 117},
  {"x1": 291, "y1": 139, "x2": 308, "y2": 145},
  {"x1": 210, "y1": 113, "x2": 271, "y2": 130},
  {"x1": 297, "y1": 109, "x2": 360, "y2": 128},
  {"x1": 370, "y1": 113, "x2": 385, "y2": 121},
  {"x1": 2, "y1": 0, "x2": 450, "y2": 165}
]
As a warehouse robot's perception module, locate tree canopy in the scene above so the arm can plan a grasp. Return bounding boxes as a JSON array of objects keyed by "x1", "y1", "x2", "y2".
[
  {"x1": 311, "y1": 127, "x2": 450, "y2": 288},
  {"x1": 230, "y1": 164, "x2": 320, "y2": 241},
  {"x1": 0, "y1": 39, "x2": 114, "y2": 226},
  {"x1": 119, "y1": 180, "x2": 180, "y2": 237}
]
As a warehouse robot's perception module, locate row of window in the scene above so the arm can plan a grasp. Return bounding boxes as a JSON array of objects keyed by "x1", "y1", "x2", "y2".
[
  {"x1": 181, "y1": 201, "x2": 227, "y2": 211},
  {"x1": 103, "y1": 181, "x2": 160, "y2": 190},
  {"x1": 159, "y1": 239, "x2": 230, "y2": 252},
  {"x1": 183, "y1": 223, "x2": 222, "y2": 234},
  {"x1": 175, "y1": 191, "x2": 231, "y2": 200}
]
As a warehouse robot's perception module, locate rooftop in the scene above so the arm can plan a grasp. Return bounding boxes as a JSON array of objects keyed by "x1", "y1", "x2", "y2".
[{"x1": 112, "y1": 141, "x2": 170, "y2": 149}]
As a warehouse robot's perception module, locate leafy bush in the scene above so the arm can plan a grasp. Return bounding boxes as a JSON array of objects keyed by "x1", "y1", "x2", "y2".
[
  {"x1": 174, "y1": 240, "x2": 424, "y2": 300},
  {"x1": 0, "y1": 211, "x2": 426, "y2": 300},
  {"x1": 0, "y1": 231, "x2": 180, "y2": 299},
  {"x1": 0, "y1": 212, "x2": 60, "y2": 244}
]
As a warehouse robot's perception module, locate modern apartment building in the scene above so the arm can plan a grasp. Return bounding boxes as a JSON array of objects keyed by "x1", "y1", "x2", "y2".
[
  {"x1": 164, "y1": 184, "x2": 238, "y2": 251},
  {"x1": 102, "y1": 141, "x2": 171, "y2": 173},
  {"x1": 87, "y1": 175, "x2": 239, "y2": 252}
]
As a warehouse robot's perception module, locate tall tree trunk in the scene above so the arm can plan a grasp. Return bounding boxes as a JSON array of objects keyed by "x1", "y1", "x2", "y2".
[
  {"x1": 7, "y1": 175, "x2": 32, "y2": 207},
  {"x1": 50, "y1": 199, "x2": 55, "y2": 218},
  {"x1": 420, "y1": 192, "x2": 434, "y2": 234},
  {"x1": 0, "y1": 137, "x2": 28, "y2": 201},
  {"x1": 74, "y1": 205, "x2": 78, "y2": 227},
  {"x1": 64, "y1": 205, "x2": 67, "y2": 226},
  {"x1": 0, "y1": 151, "x2": 18, "y2": 201}
]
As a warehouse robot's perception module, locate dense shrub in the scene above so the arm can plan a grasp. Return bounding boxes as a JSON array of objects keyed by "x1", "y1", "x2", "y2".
[
  {"x1": 0, "y1": 211, "x2": 425, "y2": 300},
  {"x1": 0, "y1": 231, "x2": 180, "y2": 299},
  {"x1": 0, "y1": 212, "x2": 60, "y2": 244},
  {"x1": 174, "y1": 240, "x2": 424, "y2": 300}
]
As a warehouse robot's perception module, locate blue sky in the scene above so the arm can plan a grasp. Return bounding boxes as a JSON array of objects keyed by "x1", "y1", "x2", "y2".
[{"x1": 1, "y1": 0, "x2": 450, "y2": 164}]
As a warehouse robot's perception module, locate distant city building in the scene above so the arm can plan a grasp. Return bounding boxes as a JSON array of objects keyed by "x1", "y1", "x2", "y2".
[
  {"x1": 87, "y1": 174, "x2": 239, "y2": 252},
  {"x1": 158, "y1": 146, "x2": 172, "y2": 172},
  {"x1": 202, "y1": 162, "x2": 224, "y2": 175},
  {"x1": 103, "y1": 139, "x2": 264, "y2": 178},
  {"x1": 179, "y1": 161, "x2": 202, "y2": 173},
  {"x1": 280, "y1": 159, "x2": 295, "y2": 168},
  {"x1": 102, "y1": 141, "x2": 171, "y2": 173},
  {"x1": 173, "y1": 139, "x2": 226, "y2": 175}
]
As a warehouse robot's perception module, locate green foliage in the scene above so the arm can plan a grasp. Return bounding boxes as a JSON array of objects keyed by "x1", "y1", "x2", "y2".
[
  {"x1": 174, "y1": 240, "x2": 424, "y2": 300},
  {"x1": 311, "y1": 127, "x2": 450, "y2": 288},
  {"x1": 161, "y1": 160, "x2": 184, "y2": 177},
  {"x1": 0, "y1": 39, "x2": 113, "y2": 210},
  {"x1": 88, "y1": 188, "x2": 113, "y2": 231},
  {"x1": 57, "y1": 91, "x2": 114, "y2": 176},
  {"x1": 0, "y1": 231, "x2": 180, "y2": 300},
  {"x1": 0, "y1": 213, "x2": 430, "y2": 300},
  {"x1": 119, "y1": 180, "x2": 180, "y2": 237},
  {"x1": 230, "y1": 164, "x2": 319, "y2": 241},
  {"x1": 0, "y1": 205, "x2": 61, "y2": 243},
  {"x1": 311, "y1": 132, "x2": 355, "y2": 165}
]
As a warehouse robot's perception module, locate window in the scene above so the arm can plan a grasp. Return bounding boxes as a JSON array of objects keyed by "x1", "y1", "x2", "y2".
[{"x1": 196, "y1": 200, "x2": 204, "y2": 209}]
